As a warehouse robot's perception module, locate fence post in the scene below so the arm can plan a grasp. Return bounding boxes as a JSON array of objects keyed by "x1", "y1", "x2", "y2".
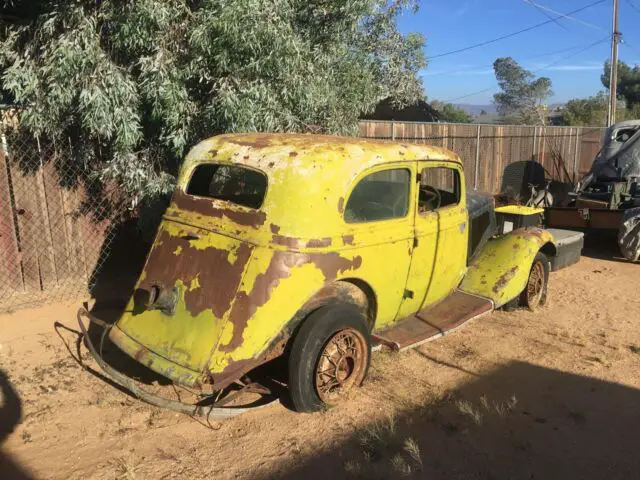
[
  {"x1": 474, "y1": 124, "x2": 481, "y2": 190},
  {"x1": 391, "y1": 120, "x2": 396, "y2": 141},
  {"x1": 532, "y1": 126, "x2": 538, "y2": 162},
  {"x1": 573, "y1": 127, "x2": 581, "y2": 184}
]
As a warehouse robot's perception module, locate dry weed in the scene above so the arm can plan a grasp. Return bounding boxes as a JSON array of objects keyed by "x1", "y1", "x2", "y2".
[
  {"x1": 110, "y1": 454, "x2": 139, "y2": 480},
  {"x1": 456, "y1": 400, "x2": 483, "y2": 425}
]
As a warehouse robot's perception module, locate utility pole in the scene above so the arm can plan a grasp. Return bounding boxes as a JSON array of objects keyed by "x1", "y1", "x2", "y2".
[{"x1": 607, "y1": 0, "x2": 620, "y2": 127}]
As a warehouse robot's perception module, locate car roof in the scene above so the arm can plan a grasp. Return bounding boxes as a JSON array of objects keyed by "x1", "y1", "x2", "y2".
[
  {"x1": 183, "y1": 133, "x2": 461, "y2": 173},
  {"x1": 178, "y1": 133, "x2": 463, "y2": 239}
]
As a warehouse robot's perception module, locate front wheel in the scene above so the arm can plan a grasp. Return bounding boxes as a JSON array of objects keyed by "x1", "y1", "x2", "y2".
[
  {"x1": 521, "y1": 252, "x2": 550, "y2": 311},
  {"x1": 501, "y1": 252, "x2": 549, "y2": 312},
  {"x1": 288, "y1": 305, "x2": 371, "y2": 413}
]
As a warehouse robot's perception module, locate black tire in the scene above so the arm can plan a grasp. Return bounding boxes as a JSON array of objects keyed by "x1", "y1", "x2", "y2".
[
  {"x1": 288, "y1": 305, "x2": 371, "y2": 413},
  {"x1": 502, "y1": 296, "x2": 519, "y2": 312}
]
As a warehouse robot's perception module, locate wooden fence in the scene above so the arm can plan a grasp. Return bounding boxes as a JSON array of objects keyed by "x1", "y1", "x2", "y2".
[
  {"x1": 359, "y1": 121, "x2": 605, "y2": 195},
  {"x1": 0, "y1": 131, "x2": 111, "y2": 311}
]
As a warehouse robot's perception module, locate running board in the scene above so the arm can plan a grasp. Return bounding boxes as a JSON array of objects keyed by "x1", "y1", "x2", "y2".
[{"x1": 372, "y1": 290, "x2": 494, "y2": 352}]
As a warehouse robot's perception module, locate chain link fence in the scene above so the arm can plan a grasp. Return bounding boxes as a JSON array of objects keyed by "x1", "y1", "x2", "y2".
[
  {"x1": 0, "y1": 114, "x2": 607, "y2": 313},
  {"x1": 0, "y1": 107, "x2": 146, "y2": 313}
]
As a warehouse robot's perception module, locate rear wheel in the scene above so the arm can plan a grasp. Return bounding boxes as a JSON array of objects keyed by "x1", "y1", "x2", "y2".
[{"x1": 288, "y1": 305, "x2": 371, "y2": 413}]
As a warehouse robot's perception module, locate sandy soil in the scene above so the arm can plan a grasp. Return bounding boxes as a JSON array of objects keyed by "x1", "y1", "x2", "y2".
[{"x1": 1, "y1": 247, "x2": 639, "y2": 480}]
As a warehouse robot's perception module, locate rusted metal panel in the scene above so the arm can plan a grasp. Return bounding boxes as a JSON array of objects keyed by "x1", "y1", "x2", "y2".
[
  {"x1": 546, "y1": 207, "x2": 623, "y2": 231},
  {"x1": 545, "y1": 208, "x2": 588, "y2": 229},
  {"x1": 373, "y1": 290, "x2": 493, "y2": 351},
  {"x1": 590, "y1": 210, "x2": 623, "y2": 230}
]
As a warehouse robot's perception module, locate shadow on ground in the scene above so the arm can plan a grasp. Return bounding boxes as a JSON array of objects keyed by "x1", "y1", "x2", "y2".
[
  {"x1": 264, "y1": 361, "x2": 640, "y2": 480},
  {"x1": 581, "y1": 231, "x2": 630, "y2": 264},
  {"x1": 0, "y1": 370, "x2": 34, "y2": 479}
]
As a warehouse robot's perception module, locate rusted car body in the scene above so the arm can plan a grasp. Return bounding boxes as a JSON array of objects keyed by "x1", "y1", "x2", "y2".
[{"x1": 80, "y1": 133, "x2": 557, "y2": 413}]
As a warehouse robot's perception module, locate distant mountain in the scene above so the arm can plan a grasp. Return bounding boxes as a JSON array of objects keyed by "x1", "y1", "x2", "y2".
[
  {"x1": 455, "y1": 104, "x2": 497, "y2": 116},
  {"x1": 455, "y1": 103, "x2": 566, "y2": 117}
]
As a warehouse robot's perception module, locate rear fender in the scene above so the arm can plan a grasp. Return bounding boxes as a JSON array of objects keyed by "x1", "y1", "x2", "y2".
[
  {"x1": 204, "y1": 280, "x2": 372, "y2": 389},
  {"x1": 459, "y1": 228, "x2": 556, "y2": 308}
]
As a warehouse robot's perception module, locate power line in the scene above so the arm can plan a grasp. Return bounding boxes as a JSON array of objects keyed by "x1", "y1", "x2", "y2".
[
  {"x1": 624, "y1": 0, "x2": 640, "y2": 14},
  {"x1": 523, "y1": 0, "x2": 572, "y2": 33},
  {"x1": 424, "y1": 44, "x2": 594, "y2": 78},
  {"x1": 430, "y1": 0, "x2": 607, "y2": 60},
  {"x1": 522, "y1": 0, "x2": 606, "y2": 31},
  {"x1": 443, "y1": 36, "x2": 610, "y2": 103}
]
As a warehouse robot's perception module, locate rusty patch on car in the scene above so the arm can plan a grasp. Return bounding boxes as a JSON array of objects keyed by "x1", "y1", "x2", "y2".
[
  {"x1": 227, "y1": 135, "x2": 277, "y2": 149},
  {"x1": 220, "y1": 251, "x2": 363, "y2": 353},
  {"x1": 492, "y1": 266, "x2": 519, "y2": 294},
  {"x1": 342, "y1": 234, "x2": 355, "y2": 245},
  {"x1": 308, "y1": 252, "x2": 362, "y2": 279},
  {"x1": 271, "y1": 235, "x2": 300, "y2": 247},
  {"x1": 338, "y1": 197, "x2": 345, "y2": 213},
  {"x1": 289, "y1": 151, "x2": 298, "y2": 157},
  {"x1": 172, "y1": 190, "x2": 266, "y2": 228},
  {"x1": 306, "y1": 237, "x2": 332, "y2": 248},
  {"x1": 140, "y1": 228, "x2": 253, "y2": 318},
  {"x1": 270, "y1": 224, "x2": 281, "y2": 234},
  {"x1": 208, "y1": 357, "x2": 263, "y2": 389}
]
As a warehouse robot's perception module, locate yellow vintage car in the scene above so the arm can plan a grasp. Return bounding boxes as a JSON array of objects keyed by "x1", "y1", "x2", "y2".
[{"x1": 79, "y1": 133, "x2": 557, "y2": 415}]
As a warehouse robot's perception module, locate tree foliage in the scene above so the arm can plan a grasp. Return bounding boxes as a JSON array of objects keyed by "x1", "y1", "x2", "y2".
[
  {"x1": 602, "y1": 60, "x2": 640, "y2": 110},
  {"x1": 430, "y1": 100, "x2": 473, "y2": 123},
  {"x1": 558, "y1": 92, "x2": 608, "y2": 127},
  {"x1": 492, "y1": 57, "x2": 553, "y2": 125},
  {"x1": 0, "y1": 0, "x2": 425, "y2": 203}
]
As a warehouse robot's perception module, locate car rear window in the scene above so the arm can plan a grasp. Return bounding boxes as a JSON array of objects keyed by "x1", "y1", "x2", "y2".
[{"x1": 186, "y1": 164, "x2": 267, "y2": 209}]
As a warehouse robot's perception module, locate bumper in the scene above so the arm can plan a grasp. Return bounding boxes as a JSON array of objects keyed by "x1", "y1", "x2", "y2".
[{"x1": 77, "y1": 308, "x2": 265, "y2": 419}]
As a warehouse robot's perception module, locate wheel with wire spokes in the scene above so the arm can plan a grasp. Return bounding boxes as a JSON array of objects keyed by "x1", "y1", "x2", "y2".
[
  {"x1": 315, "y1": 329, "x2": 368, "y2": 404},
  {"x1": 521, "y1": 252, "x2": 549, "y2": 311},
  {"x1": 288, "y1": 305, "x2": 371, "y2": 413}
]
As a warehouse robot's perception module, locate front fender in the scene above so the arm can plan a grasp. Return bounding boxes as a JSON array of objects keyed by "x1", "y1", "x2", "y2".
[{"x1": 459, "y1": 228, "x2": 556, "y2": 308}]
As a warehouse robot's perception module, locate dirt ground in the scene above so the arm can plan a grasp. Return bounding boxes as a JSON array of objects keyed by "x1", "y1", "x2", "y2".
[{"x1": 1, "y1": 244, "x2": 639, "y2": 480}]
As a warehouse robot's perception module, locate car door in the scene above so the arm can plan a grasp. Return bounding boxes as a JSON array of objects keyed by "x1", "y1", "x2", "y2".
[
  {"x1": 393, "y1": 167, "x2": 438, "y2": 321},
  {"x1": 394, "y1": 161, "x2": 468, "y2": 320},
  {"x1": 420, "y1": 162, "x2": 468, "y2": 308}
]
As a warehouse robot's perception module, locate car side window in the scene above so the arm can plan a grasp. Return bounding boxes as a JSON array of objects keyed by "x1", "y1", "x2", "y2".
[
  {"x1": 419, "y1": 167, "x2": 460, "y2": 213},
  {"x1": 344, "y1": 169, "x2": 411, "y2": 223}
]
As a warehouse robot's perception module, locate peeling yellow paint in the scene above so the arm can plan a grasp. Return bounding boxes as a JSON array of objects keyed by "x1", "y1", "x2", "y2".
[
  {"x1": 189, "y1": 276, "x2": 200, "y2": 291},
  {"x1": 108, "y1": 133, "x2": 556, "y2": 390}
]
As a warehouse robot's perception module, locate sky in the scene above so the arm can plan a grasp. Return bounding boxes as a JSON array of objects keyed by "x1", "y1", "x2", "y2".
[{"x1": 397, "y1": 0, "x2": 640, "y2": 105}]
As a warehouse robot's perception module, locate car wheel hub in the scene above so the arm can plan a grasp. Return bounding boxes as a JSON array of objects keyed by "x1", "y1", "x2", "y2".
[{"x1": 315, "y1": 329, "x2": 367, "y2": 403}]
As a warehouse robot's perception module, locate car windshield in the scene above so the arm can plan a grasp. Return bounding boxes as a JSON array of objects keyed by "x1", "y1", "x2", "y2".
[{"x1": 186, "y1": 164, "x2": 267, "y2": 209}]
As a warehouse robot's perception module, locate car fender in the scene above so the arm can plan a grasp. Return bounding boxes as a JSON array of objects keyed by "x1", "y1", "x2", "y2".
[{"x1": 459, "y1": 228, "x2": 556, "y2": 308}]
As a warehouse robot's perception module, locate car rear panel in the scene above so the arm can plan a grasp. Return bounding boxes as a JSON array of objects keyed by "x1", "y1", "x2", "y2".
[{"x1": 111, "y1": 204, "x2": 256, "y2": 378}]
